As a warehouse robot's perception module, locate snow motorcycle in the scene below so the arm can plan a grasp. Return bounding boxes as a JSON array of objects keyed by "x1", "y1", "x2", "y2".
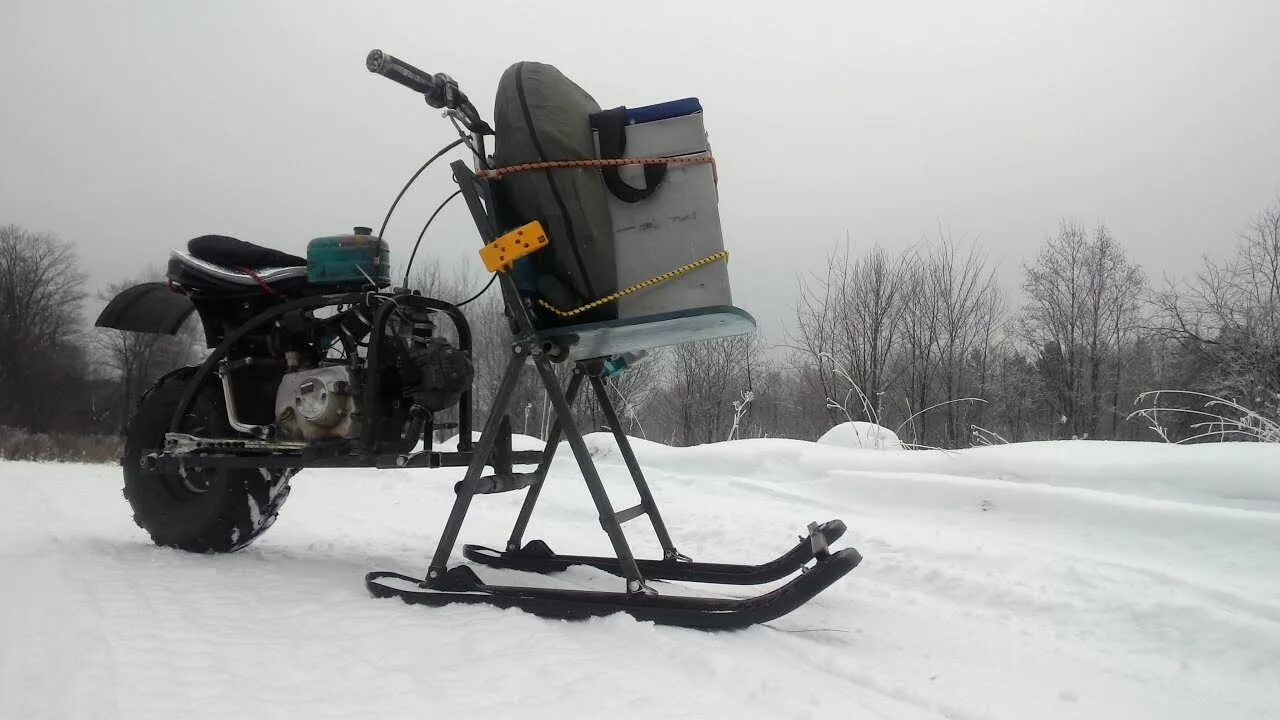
[{"x1": 96, "y1": 50, "x2": 860, "y2": 629}]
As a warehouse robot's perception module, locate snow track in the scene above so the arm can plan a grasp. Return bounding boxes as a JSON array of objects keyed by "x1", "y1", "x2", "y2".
[{"x1": 2, "y1": 439, "x2": 1278, "y2": 719}]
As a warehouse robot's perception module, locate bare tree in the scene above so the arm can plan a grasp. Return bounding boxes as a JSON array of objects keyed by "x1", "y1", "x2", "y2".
[
  {"x1": 926, "y1": 234, "x2": 1004, "y2": 445},
  {"x1": 897, "y1": 248, "x2": 943, "y2": 443},
  {"x1": 655, "y1": 334, "x2": 763, "y2": 445},
  {"x1": 1152, "y1": 200, "x2": 1280, "y2": 419},
  {"x1": 786, "y1": 233, "x2": 1002, "y2": 447},
  {"x1": 1097, "y1": 229, "x2": 1147, "y2": 436},
  {"x1": 984, "y1": 347, "x2": 1044, "y2": 442},
  {"x1": 0, "y1": 225, "x2": 87, "y2": 430},
  {"x1": 1020, "y1": 221, "x2": 1090, "y2": 436},
  {"x1": 792, "y1": 241, "x2": 909, "y2": 424},
  {"x1": 1020, "y1": 221, "x2": 1144, "y2": 438}
]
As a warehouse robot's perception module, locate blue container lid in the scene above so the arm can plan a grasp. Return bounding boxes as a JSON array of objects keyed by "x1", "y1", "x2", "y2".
[{"x1": 591, "y1": 98, "x2": 702, "y2": 129}]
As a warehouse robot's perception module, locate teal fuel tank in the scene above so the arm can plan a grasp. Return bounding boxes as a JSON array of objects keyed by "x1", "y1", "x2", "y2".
[{"x1": 307, "y1": 227, "x2": 391, "y2": 287}]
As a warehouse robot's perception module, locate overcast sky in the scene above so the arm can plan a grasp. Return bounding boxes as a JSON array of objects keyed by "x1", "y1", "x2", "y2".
[{"x1": 3, "y1": 0, "x2": 1278, "y2": 342}]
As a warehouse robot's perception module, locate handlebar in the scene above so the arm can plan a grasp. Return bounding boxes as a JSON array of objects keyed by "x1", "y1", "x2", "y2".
[
  {"x1": 366, "y1": 49, "x2": 437, "y2": 95},
  {"x1": 366, "y1": 49, "x2": 492, "y2": 135}
]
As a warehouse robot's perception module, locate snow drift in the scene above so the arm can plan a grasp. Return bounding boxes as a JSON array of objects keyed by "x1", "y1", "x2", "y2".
[
  {"x1": 816, "y1": 421, "x2": 904, "y2": 450},
  {"x1": 2, "y1": 437, "x2": 1278, "y2": 719}
]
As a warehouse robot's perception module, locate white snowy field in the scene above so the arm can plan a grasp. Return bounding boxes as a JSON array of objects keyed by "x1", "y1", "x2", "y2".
[{"x1": 2, "y1": 435, "x2": 1279, "y2": 720}]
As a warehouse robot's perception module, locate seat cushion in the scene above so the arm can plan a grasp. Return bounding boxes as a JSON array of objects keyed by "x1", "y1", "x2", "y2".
[
  {"x1": 168, "y1": 251, "x2": 308, "y2": 293},
  {"x1": 188, "y1": 235, "x2": 306, "y2": 269}
]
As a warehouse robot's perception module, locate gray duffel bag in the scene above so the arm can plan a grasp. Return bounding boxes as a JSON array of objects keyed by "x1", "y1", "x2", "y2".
[{"x1": 493, "y1": 61, "x2": 617, "y2": 323}]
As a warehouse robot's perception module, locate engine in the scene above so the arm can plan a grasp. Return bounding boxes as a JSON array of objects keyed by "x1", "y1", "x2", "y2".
[
  {"x1": 272, "y1": 335, "x2": 473, "y2": 444},
  {"x1": 275, "y1": 365, "x2": 362, "y2": 442},
  {"x1": 398, "y1": 337, "x2": 473, "y2": 413}
]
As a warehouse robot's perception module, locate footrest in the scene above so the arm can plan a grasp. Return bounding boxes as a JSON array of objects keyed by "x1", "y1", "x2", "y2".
[
  {"x1": 455, "y1": 472, "x2": 539, "y2": 495},
  {"x1": 614, "y1": 503, "x2": 647, "y2": 523},
  {"x1": 463, "y1": 519, "x2": 848, "y2": 585}
]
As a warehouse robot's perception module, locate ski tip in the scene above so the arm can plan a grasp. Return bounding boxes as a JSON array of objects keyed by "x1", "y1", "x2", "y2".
[
  {"x1": 836, "y1": 546, "x2": 862, "y2": 569},
  {"x1": 820, "y1": 519, "x2": 848, "y2": 541}
]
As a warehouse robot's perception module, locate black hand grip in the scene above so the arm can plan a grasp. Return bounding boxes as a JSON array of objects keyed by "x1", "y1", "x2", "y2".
[
  {"x1": 366, "y1": 49, "x2": 438, "y2": 95},
  {"x1": 366, "y1": 49, "x2": 493, "y2": 134}
]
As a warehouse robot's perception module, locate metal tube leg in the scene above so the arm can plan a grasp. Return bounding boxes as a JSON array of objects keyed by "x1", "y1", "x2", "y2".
[
  {"x1": 506, "y1": 370, "x2": 584, "y2": 551},
  {"x1": 425, "y1": 351, "x2": 526, "y2": 583},
  {"x1": 590, "y1": 374, "x2": 681, "y2": 559},
  {"x1": 533, "y1": 358, "x2": 647, "y2": 592}
]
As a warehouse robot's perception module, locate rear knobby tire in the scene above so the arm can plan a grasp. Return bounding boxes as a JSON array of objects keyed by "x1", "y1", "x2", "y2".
[{"x1": 122, "y1": 366, "x2": 296, "y2": 553}]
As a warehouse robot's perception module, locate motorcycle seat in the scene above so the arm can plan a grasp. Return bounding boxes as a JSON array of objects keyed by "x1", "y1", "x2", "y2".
[
  {"x1": 188, "y1": 235, "x2": 306, "y2": 268},
  {"x1": 167, "y1": 249, "x2": 307, "y2": 293}
]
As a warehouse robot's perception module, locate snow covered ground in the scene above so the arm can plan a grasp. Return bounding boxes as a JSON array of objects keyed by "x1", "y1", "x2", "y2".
[{"x1": 2, "y1": 435, "x2": 1278, "y2": 719}]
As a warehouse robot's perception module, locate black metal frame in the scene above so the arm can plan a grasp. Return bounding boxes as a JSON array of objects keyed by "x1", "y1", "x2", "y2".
[
  {"x1": 368, "y1": 160, "x2": 863, "y2": 621},
  {"x1": 423, "y1": 354, "x2": 683, "y2": 592},
  {"x1": 417, "y1": 161, "x2": 684, "y2": 592},
  {"x1": 146, "y1": 287, "x2": 499, "y2": 473}
]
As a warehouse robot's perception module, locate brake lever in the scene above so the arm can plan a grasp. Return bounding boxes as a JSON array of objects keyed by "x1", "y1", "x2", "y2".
[
  {"x1": 460, "y1": 107, "x2": 494, "y2": 135},
  {"x1": 442, "y1": 105, "x2": 493, "y2": 136}
]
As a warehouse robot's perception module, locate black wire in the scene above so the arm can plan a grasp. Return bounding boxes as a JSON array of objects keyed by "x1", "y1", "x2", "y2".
[
  {"x1": 376, "y1": 137, "x2": 466, "y2": 242},
  {"x1": 454, "y1": 274, "x2": 497, "y2": 308},
  {"x1": 400, "y1": 185, "x2": 495, "y2": 309},
  {"x1": 402, "y1": 189, "x2": 462, "y2": 288}
]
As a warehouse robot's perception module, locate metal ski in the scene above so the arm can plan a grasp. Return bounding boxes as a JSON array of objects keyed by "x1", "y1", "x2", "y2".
[
  {"x1": 365, "y1": 546, "x2": 861, "y2": 630},
  {"x1": 462, "y1": 520, "x2": 847, "y2": 585}
]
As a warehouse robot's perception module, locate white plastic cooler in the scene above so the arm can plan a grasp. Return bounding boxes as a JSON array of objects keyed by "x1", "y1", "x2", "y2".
[{"x1": 592, "y1": 99, "x2": 732, "y2": 319}]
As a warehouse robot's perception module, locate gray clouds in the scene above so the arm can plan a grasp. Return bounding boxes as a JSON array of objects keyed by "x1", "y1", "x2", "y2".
[{"x1": 2, "y1": 0, "x2": 1277, "y2": 340}]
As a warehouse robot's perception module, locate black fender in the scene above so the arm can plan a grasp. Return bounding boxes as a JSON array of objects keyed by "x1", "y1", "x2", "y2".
[{"x1": 95, "y1": 282, "x2": 196, "y2": 335}]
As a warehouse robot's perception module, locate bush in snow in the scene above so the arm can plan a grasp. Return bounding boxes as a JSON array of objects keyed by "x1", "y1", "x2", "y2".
[
  {"x1": 1128, "y1": 391, "x2": 1279, "y2": 444},
  {"x1": 0, "y1": 426, "x2": 122, "y2": 463}
]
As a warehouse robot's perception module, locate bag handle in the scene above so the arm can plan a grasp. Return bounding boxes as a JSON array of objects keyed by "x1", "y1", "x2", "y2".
[{"x1": 596, "y1": 106, "x2": 667, "y2": 203}]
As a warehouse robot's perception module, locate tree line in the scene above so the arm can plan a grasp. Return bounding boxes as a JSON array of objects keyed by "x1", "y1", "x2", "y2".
[
  {"x1": 741, "y1": 204, "x2": 1275, "y2": 447},
  {"x1": 0, "y1": 225, "x2": 199, "y2": 436},
  {"x1": 2, "y1": 199, "x2": 1276, "y2": 449}
]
